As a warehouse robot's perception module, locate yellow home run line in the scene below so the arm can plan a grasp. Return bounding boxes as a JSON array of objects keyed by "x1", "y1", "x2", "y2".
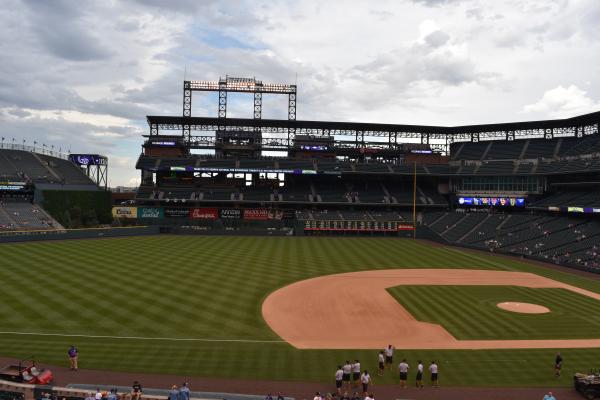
[{"x1": 0, "y1": 331, "x2": 285, "y2": 343}]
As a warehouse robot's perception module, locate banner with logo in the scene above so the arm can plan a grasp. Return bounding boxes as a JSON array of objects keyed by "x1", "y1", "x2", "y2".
[
  {"x1": 112, "y1": 206, "x2": 137, "y2": 219},
  {"x1": 137, "y1": 207, "x2": 164, "y2": 219},
  {"x1": 243, "y1": 209, "x2": 283, "y2": 220},
  {"x1": 220, "y1": 209, "x2": 241, "y2": 219},
  {"x1": 164, "y1": 208, "x2": 190, "y2": 218},
  {"x1": 190, "y1": 207, "x2": 218, "y2": 219}
]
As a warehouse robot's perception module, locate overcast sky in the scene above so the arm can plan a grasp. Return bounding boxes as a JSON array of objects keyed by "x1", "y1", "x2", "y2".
[{"x1": 1, "y1": 0, "x2": 599, "y2": 186}]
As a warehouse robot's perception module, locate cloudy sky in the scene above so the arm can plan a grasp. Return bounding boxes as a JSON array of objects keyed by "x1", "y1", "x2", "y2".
[{"x1": 1, "y1": 0, "x2": 599, "y2": 186}]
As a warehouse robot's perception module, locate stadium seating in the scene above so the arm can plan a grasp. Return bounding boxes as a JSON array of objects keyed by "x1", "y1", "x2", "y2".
[
  {"x1": 522, "y1": 138, "x2": 558, "y2": 159},
  {"x1": 0, "y1": 200, "x2": 61, "y2": 230},
  {"x1": 424, "y1": 210, "x2": 600, "y2": 270},
  {"x1": 485, "y1": 141, "x2": 524, "y2": 160},
  {"x1": 38, "y1": 155, "x2": 95, "y2": 185}
]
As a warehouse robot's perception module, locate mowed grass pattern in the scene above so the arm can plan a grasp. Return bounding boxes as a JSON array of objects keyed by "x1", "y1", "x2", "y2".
[
  {"x1": 387, "y1": 285, "x2": 600, "y2": 340},
  {"x1": 1, "y1": 236, "x2": 600, "y2": 387}
]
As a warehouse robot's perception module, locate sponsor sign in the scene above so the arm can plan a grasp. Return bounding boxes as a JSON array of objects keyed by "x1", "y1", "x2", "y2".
[
  {"x1": 244, "y1": 209, "x2": 269, "y2": 220},
  {"x1": 137, "y1": 207, "x2": 163, "y2": 219},
  {"x1": 112, "y1": 206, "x2": 137, "y2": 219},
  {"x1": 457, "y1": 197, "x2": 525, "y2": 207},
  {"x1": 164, "y1": 208, "x2": 190, "y2": 218},
  {"x1": 219, "y1": 209, "x2": 241, "y2": 219},
  {"x1": 190, "y1": 207, "x2": 218, "y2": 219},
  {"x1": 243, "y1": 209, "x2": 284, "y2": 220}
]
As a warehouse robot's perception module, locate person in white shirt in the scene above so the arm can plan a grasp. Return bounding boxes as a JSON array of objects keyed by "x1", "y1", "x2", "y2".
[
  {"x1": 360, "y1": 370, "x2": 372, "y2": 396},
  {"x1": 429, "y1": 361, "x2": 439, "y2": 387},
  {"x1": 377, "y1": 351, "x2": 385, "y2": 376},
  {"x1": 313, "y1": 392, "x2": 322, "y2": 400},
  {"x1": 398, "y1": 359, "x2": 409, "y2": 388},
  {"x1": 364, "y1": 394, "x2": 374, "y2": 400},
  {"x1": 342, "y1": 361, "x2": 352, "y2": 390},
  {"x1": 384, "y1": 345, "x2": 394, "y2": 371},
  {"x1": 351, "y1": 359, "x2": 361, "y2": 387},
  {"x1": 416, "y1": 360, "x2": 424, "y2": 389},
  {"x1": 335, "y1": 366, "x2": 344, "y2": 395}
]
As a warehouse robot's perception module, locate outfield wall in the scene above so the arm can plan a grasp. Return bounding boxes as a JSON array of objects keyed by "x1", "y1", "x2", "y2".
[{"x1": 0, "y1": 226, "x2": 159, "y2": 243}]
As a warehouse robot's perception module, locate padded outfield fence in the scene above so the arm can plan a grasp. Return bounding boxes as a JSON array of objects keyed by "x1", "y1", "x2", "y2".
[{"x1": 0, "y1": 226, "x2": 160, "y2": 244}]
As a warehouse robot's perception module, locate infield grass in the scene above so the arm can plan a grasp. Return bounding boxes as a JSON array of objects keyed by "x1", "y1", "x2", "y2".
[
  {"x1": 387, "y1": 285, "x2": 600, "y2": 340},
  {"x1": 1, "y1": 236, "x2": 600, "y2": 387}
]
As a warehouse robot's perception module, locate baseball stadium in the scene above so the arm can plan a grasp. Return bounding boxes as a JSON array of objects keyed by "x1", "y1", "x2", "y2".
[{"x1": 1, "y1": 76, "x2": 600, "y2": 400}]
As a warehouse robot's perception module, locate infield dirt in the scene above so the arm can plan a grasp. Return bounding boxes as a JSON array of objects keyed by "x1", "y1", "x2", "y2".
[{"x1": 262, "y1": 269, "x2": 600, "y2": 349}]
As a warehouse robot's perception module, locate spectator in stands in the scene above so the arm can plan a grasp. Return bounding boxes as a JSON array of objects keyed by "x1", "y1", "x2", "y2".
[
  {"x1": 276, "y1": 392, "x2": 284, "y2": 400},
  {"x1": 313, "y1": 392, "x2": 322, "y2": 400},
  {"x1": 95, "y1": 389, "x2": 102, "y2": 400},
  {"x1": 543, "y1": 392, "x2": 556, "y2": 400},
  {"x1": 84, "y1": 393, "x2": 94, "y2": 400},
  {"x1": 179, "y1": 383, "x2": 190, "y2": 400},
  {"x1": 107, "y1": 389, "x2": 118, "y2": 400},
  {"x1": 131, "y1": 381, "x2": 142, "y2": 400},
  {"x1": 68, "y1": 345, "x2": 78, "y2": 370},
  {"x1": 168, "y1": 385, "x2": 179, "y2": 400}
]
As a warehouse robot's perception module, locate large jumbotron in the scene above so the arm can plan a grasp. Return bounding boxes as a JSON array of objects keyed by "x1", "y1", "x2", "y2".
[{"x1": 1, "y1": 76, "x2": 600, "y2": 400}]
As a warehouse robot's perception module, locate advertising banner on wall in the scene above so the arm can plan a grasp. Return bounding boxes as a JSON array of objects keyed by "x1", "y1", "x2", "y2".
[
  {"x1": 137, "y1": 207, "x2": 164, "y2": 219},
  {"x1": 219, "y1": 209, "x2": 241, "y2": 219},
  {"x1": 190, "y1": 207, "x2": 218, "y2": 219},
  {"x1": 244, "y1": 209, "x2": 269, "y2": 220},
  {"x1": 164, "y1": 208, "x2": 190, "y2": 218},
  {"x1": 112, "y1": 206, "x2": 138, "y2": 219},
  {"x1": 243, "y1": 209, "x2": 284, "y2": 220}
]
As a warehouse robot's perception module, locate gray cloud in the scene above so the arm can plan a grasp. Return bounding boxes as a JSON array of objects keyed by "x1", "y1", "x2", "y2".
[{"x1": 21, "y1": 0, "x2": 112, "y2": 61}]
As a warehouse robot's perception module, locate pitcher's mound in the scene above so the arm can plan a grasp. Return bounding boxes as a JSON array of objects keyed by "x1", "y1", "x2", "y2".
[{"x1": 497, "y1": 302, "x2": 550, "y2": 314}]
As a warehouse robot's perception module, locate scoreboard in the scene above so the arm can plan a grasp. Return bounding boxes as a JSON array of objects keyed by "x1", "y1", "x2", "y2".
[{"x1": 304, "y1": 220, "x2": 414, "y2": 232}]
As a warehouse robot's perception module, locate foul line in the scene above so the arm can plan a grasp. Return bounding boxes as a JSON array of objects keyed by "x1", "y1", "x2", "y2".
[{"x1": 0, "y1": 331, "x2": 286, "y2": 343}]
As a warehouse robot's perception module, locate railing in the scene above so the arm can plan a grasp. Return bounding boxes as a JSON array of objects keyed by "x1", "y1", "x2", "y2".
[{"x1": 0, "y1": 142, "x2": 69, "y2": 160}]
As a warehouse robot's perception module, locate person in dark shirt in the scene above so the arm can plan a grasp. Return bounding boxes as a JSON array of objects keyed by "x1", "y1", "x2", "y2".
[
  {"x1": 555, "y1": 352, "x2": 563, "y2": 377},
  {"x1": 276, "y1": 392, "x2": 284, "y2": 400},
  {"x1": 68, "y1": 345, "x2": 78, "y2": 370},
  {"x1": 131, "y1": 381, "x2": 143, "y2": 400}
]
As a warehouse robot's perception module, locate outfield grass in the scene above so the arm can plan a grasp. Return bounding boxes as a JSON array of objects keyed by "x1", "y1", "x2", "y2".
[
  {"x1": 1, "y1": 236, "x2": 600, "y2": 387},
  {"x1": 387, "y1": 285, "x2": 600, "y2": 340}
]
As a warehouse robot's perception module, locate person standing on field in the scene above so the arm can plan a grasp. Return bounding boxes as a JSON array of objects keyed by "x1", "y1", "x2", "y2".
[
  {"x1": 352, "y1": 360, "x2": 361, "y2": 388},
  {"x1": 335, "y1": 366, "x2": 344, "y2": 395},
  {"x1": 398, "y1": 359, "x2": 409, "y2": 388},
  {"x1": 360, "y1": 370, "x2": 372, "y2": 397},
  {"x1": 384, "y1": 345, "x2": 394, "y2": 372},
  {"x1": 342, "y1": 361, "x2": 352, "y2": 390},
  {"x1": 68, "y1": 345, "x2": 78, "y2": 371},
  {"x1": 415, "y1": 360, "x2": 424, "y2": 389},
  {"x1": 554, "y1": 352, "x2": 563, "y2": 377},
  {"x1": 429, "y1": 361, "x2": 439, "y2": 388},
  {"x1": 377, "y1": 351, "x2": 385, "y2": 376}
]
